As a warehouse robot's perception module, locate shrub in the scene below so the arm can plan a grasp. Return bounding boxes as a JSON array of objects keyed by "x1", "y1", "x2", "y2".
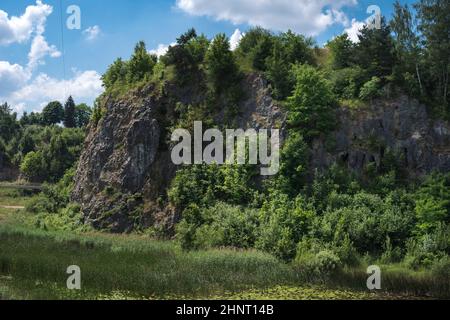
[
  {"x1": 414, "y1": 173, "x2": 450, "y2": 235},
  {"x1": 359, "y1": 76, "x2": 382, "y2": 101},
  {"x1": 287, "y1": 64, "x2": 336, "y2": 139},
  {"x1": 20, "y1": 151, "x2": 46, "y2": 182},
  {"x1": 431, "y1": 256, "x2": 450, "y2": 279},
  {"x1": 295, "y1": 243, "x2": 342, "y2": 279},
  {"x1": 329, "y1": 67, "x2": 367, "y2": 100},
  {"x1": 176, "y1": 202, "x2": 260, "y2": 250},
  {"x1": 256, "y1": 192, "x2": 315, "y2": 261},
  {"x1": 317, "y1": 191, "x2": 415, "y2": 255},
  {"x1": 168, "y1": 164, "x2": 259, "y2": 211}
]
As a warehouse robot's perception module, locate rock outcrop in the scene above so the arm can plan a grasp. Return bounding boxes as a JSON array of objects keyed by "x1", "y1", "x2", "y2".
[
  {"x1": 311, "y1": 96, "x2": 450, "y2": 176},
  {"x1": 71, "y1": 74, "x2": 285, "y2": 232},
  {"x1": 72, "y1": 74, "x2": 450, "y2": 232}
]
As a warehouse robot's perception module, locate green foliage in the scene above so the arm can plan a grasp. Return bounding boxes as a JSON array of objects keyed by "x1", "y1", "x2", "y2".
[
  {"x1": 415, "y1": 0, "x2": 450, "y2": 110},
  {"x1": 162, "y1": 29, "x2": 208, "y2": 85},
  {"x1": 274, "y1": 131, "x2": 309, "y2": 196},
  {"x1": 329, "y1": 67, "x2": 367, "y2": 100},
  {"x1": 102, "y1": 58, "x2": 128, "y2": 90},
  {"x1": 19, "y1": 127, "x2": 85, "y2": 183},
  {"x1": 19, "y1": 111, "x2": 42, "y2": 126},
  {"x1": 101, "y1": 41, "x2": 158, "y2": 96},
  {"x1": 205, "y1": 33, "x2": 242, "y2": 106},
  {"x1": 176, "y1": 202, "x2": 260, "y2": 250},
  {"x1": 74, "y1": 103, "x2": 92, "y2": 128},
  {"x1": 296, "y1": 248, "x2": 342, "y2": 278},
  {"x1": 168, "y1": 164, "x2": 258, "y2": 211},
  {"x1": 317, "y1": 191, "x2": 416, "y2": 255},
  {"x1": 287, "y1": 64, "x2": 336, "y2": 139},
  {"x1": 42, "y1": 101, "x2": 64, "y2": 126},
  {"x1": 359, "y1": 76, "x2": 382, "y2": 101},
  {"x1": 327, "y1": 34, "x2": 355, "y2": 69},
  {"x1": 20, "y1": 151, "x2": 46, "y2": 182},
  {"x1": 63, "y1": 96, "x2": 76, "y2": 128},
  {"x1": 27, "y1": 167, "x2": 76, "y2": 215},
  {"x1": 256, "y1": 192, "x2": 315, "y2": 261},
  {"x1": 405, "y1": 223, "x2": 450, "y2": 269},
  {"x1": 236, "y1": 27, "x2": 275, "y2": 71},
  {"x1": 265, "y1": 31, "x2": 314, "y2": 100},
  {"x1": 354, "y1": 18, "x2": 396, "y2": 79},
  {"x1": 127, "y1": 41, "x2": 157, "y2": 83},
  {"x1": 0, "y1": 103, "x2": 20, "y2": 142},
  {"x1": 414, "y1": 173, "x2": 450, "y2": 234}
]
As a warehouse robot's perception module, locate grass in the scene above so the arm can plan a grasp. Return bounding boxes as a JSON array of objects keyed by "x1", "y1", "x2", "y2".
[
  {"x1": 0, "y1": 187, "x2": 34, "y2": 207},
  {"x1": 0, "y1": 223, "x2": 296, "y2": 300},
  {"x1": 0, "y1": 192, "x2": 447, "y2": 300}
]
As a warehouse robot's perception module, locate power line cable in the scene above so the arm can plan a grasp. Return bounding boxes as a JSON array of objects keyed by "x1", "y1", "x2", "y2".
[{"x1": 59, "y1": 0, "x2": 68, "y2": 99}]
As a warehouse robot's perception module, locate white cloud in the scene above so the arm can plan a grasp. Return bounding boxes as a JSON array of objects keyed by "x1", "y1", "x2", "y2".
[
  {"x1": 0, "y1": 1, "x2": 85, "y2": 113},
  {"x1": 344, "y1": 18, "x2": 365, "y2": 42},
  {"x1": 150, "y1": 42, "x2": 176, "y2": 57},
  {"x1": 83, "y1": 25, "x2": 101, "y2": 41},
  {"x1": 2, "y1": 70, "x2": 104, "y2": 113},
  {"x1": 28, "y1": 34, "x2": 61, "y2": 69},
  {"x1": 229, "y1": 29, "x2": 243, "y2": 51},
  {"x1": 0, "y1": 1, "x2": 60, "y2": 71},
  {"x1": 0, "y1": 0, "x2": 52, "y2": 46},
  {"x1": 0, "y1": 61, "x2": 31, "y2": 96},
  {"x1": 176, "y1": 0, "x2": 357, "y2": 36}
]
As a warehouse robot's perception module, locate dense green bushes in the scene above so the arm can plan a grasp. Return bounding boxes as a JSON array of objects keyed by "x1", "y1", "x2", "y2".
[
  {"x1": 102, "y1": 41, "x2": 157, "y2": 92},
  {"x1": 171, "y1": 161, "x2": 449, "y2": 273},
  {"x1": 0, "y1": 98, "x2": 89, "y2": 180},
  {"x1": 176, "y1": 202, "x2": 260, "y2": 250},
  {"x1": 287, "y1": 65, "x2": 336, "y2": 139},
  {"x1": 19, "y1": 127, "x2": 84, "y2": 183}
]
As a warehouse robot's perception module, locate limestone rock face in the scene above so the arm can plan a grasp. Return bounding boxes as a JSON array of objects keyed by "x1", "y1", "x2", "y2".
[
  {"x1": 311, "y1": 96, "x2": 450, "y2": 176},
  {"x1": 72, "y1": 74, "x2": 449, "y2": 233},
  {"x1": 71, "y1": 74, "x2": 284, "y2": 232}
]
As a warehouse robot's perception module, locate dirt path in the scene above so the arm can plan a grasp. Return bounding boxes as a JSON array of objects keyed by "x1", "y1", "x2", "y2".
[{"x1": 0, "y1": 205, "x2": 25, "y2": 210}]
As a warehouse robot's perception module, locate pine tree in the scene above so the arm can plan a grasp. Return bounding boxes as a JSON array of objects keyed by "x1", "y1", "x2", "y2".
[
  {"x1": 64, "y1": 96, "x2": 76, "y2": 128},
  {"x1": 355, "y1": 17, "x2": 396, "y2": 79}
]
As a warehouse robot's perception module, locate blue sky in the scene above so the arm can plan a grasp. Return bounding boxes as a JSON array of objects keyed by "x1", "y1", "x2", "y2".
[{"x1": 0, "y1": 0, "x2": 416, "y2": 114}]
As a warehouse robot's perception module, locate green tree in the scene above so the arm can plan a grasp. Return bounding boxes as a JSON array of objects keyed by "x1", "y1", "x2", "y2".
[
  {"x1": 275, "y1": 132, "x2": 309, "y2": 196},
  {"x1": 415, "y1": 0, "x2": 450, "y2": 111},
  {"x1": 74, "y1": 103, "x2": 92, "y2": 127},
  {"x1": 287, "y1": 64, "x2": 336, "y2": 139},
  {"x1": 0, "y1": 102, "x2": 19, "y2": 141},
  {"x1": 279, "y1": 30, "x2": 314, "y2": 66},
  {"x1": 415, "y1": 173, "x2": 450, "y2": 234},
  {"x1": 42, "y1": 101, "x2": 64, "y2": 126},
  {"x1": 390, "y1": 1, "x2": 423, "y2": 94},
  {"x1": 127, "y1": 41, "x2": 157, "y2": 83},
  {"x1": 205, "y1": 33, "x2": 241, "y2": 95},
  {"x1": 102, "y1": 58, "x2": 128, "y2": 90},
  {"x1": 163, "y1": 28, "x2": 202, "y2": 84},
  {"x1": 265, "y1": 31, "x2": 314, "y2": 100},
  {"x1": 236, "y1": 27, "x2": 274, "y2": 71},
  {"x1": 63, "y1": 96, "x2": 76, "y2": 128},
  {"x1": 20, "y1": 151, "x2": 47, "y2": 182},
  {"x1": 257, "y1": 192, "x2": 315, "y2": 261},
  {"x1": 20, "y1": 111, "x2": 42, "y2": 126},
  {"x1": 327, "y1": 34, "x2": 355, "y2": 69},
  {"x1": 355, "y1": 17, "x2": 396, "y2": 79}
]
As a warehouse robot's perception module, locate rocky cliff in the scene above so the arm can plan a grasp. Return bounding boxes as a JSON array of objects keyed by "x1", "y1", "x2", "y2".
[
  {"x1": 72, "y1": 75, "x2": 450, "y2": 233},
  {"x1": 311, "y1": 96, "x2": 450, "y2": 176},
  {"x1": 71, "y1": 74, "x2": 285, "y2": 232}
]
